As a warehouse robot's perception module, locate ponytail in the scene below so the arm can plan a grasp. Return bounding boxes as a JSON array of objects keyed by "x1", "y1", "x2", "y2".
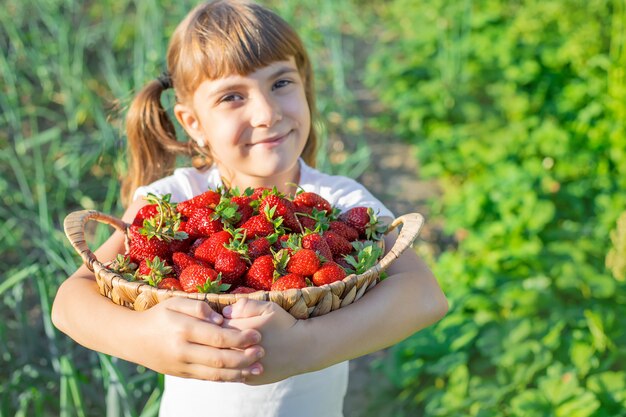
[{"x1": 120, "y1": 79, "x2": 208, "y2": 207}]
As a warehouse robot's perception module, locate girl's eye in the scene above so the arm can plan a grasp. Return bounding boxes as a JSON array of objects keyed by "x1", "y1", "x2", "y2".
[
  {"x1": 220, "y1": 93, "x2": 243, "y2": 103},
  {"x1": 273, "y1": 79, "x2": 292, "y2": 90}
]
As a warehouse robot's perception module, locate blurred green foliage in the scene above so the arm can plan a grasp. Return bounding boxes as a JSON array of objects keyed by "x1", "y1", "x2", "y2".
[
  {"x1": 0, "y1": 0, "x2": 373, "y2": 415},
  {"x1": 365, "y1": 0, "x2": 626, "y2": 415}
]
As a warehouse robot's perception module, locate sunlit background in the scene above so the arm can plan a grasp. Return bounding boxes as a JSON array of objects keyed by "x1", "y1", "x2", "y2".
[{"x1": 2, "y1": 0, "x2": 625, "y2": 416}]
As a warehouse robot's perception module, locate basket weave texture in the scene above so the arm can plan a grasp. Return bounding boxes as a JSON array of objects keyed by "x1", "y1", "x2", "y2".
[{"x1": 64, "y1": 210, "x2": 424, "y2": 319}]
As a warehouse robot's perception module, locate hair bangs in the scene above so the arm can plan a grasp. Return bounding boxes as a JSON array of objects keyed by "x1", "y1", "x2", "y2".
[{"x1": 173, "y1": 1, "x2": 305, "y2": 99}]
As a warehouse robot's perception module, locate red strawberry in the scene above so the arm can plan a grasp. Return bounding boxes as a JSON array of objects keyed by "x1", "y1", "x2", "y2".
[
  {"x1": 178, "y1": 264, "x2": 224, "y2": 293},
  {"x1": 301, "y1": 232, "x2": 333, "y2": 261},
  {"x1": 339, "y1": 207, "x2": 385, "y2": 240},
  {"x1": 329, "y1": 220, "x2": 359, "y2": 242},
  {"x1": 230, "y1": 286, "x2": 259, "y2": 294},
  {"x1": 297, "y1": 214, "x2": 317, "y2": 232},
  {"x1": 293, "y1": 201, "x2": 313, "y2": 215},
  {"x1": 287, "y1": 249, "x2": 320, "y2": 276},
  {"x1": 136, "y1": 256, "x2": 173, "y2": 284},
  {"x1": 324, "y1": 231, "x2": 353, "y2": 256},
  {"x1": 128, "y1": 224, "x2": 172, "y2": 264},
  {"x1": 312, "y1": 261, "x2": 347, "y2": 286},
  {"x1": 186, "y1": 207, "x2": 223, "y2": 238},
  {"x1": 271, "y1": 273, "x2": 307, "y2": 291},
  {"x1": 171, "y1": 252, "x2": 207, "y2": 276},
  {"x1": 193, "y1": 230, "x2": 232, "y2": 264},
  {"x1": 293, "y1": 191, "x2": 331, "y2": 213},
  {"x1": 272, "y1": 233, "x2": 300, "y2": 254},
  {"x1": 251, "y1": 187, "x2": 272, "y2": 200},
  {"x1": 188, "y1": 237, "x2": 206, "y2": 255},
  {"x1": 132, "y1": 204, "x2": 159, "y2": 226},
  {"x1": 158, "y1": 277, "x2": 184, "y2": 291},
  {"x1": 334, "y1": 255, "x2": 355, "y2": 273},
  {"x1": 248, "y1": 235, "x2": 275, "y2": 259},
  {"x1": 245, "y1": 255, "x2": 276, "y2": 291},
  {"x1": 231, "y1": 195, "x2": 254, "y2": 225},
  {"x1": 213, "y1": 250, "x2": 247, "y2": 285},
  {"x1": 169, "y1": 233, "x2": 192, "y2": 254},
  {"x1": 240, "y1": 212, "x2": 278, "y2": 239},
  {"x1": 259, "y1": 194, "x2": 301, "y2": 232},
  {"x1": 176, "y1": 190, "x2": 221, "y2": 217}
]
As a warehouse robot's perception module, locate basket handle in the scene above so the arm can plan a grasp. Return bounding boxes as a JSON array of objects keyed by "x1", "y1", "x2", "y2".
[
  {"x1": 372, "y1": 212, "x2": 425, "y2": 275},
  {"x1": 63, "y1": 210, "x2": 129, "y2": 272}
]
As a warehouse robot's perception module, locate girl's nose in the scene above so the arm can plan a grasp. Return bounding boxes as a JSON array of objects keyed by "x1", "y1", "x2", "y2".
[{"x1": 250, "y1": 93, "x2": 282, "y2": 127}]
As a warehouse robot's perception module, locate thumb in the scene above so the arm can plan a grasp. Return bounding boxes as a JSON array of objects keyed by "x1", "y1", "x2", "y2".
[{"x1": 222, "y1": 298, "x2": 274, "y2": 319}]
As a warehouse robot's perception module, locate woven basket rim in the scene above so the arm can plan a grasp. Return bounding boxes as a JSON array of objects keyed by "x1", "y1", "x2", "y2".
[{"x1": 64, "y1": 209, "x2": 424, "y2": 316}]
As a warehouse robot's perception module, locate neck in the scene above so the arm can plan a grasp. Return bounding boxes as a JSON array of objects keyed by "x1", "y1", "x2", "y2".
[{"x1": 216, "y1": 162, "x2": 301, "y2": 196}]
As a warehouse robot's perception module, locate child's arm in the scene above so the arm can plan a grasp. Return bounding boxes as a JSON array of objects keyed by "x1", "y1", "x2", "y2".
[
  {"x1": 52, "y1": 198, "x2": 264, "y2": 382},
  {"x1": 222, "y1": 226, "x2": 448, "y2": 385}
]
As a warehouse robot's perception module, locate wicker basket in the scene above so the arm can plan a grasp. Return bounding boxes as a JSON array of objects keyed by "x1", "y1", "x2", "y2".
[{"x1": 64, "y1": 210, "x2": 424, "y2": 319}]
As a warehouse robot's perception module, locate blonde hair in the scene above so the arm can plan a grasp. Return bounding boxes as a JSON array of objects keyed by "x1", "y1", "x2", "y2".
[{"x1": 121, "y1": 0, "x2": 317, "y2": 206}]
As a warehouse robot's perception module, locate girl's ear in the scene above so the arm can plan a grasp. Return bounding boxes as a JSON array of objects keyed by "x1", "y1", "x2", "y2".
[{"x1": 174, "y1": 103, "x2": 204, "y2": 144}]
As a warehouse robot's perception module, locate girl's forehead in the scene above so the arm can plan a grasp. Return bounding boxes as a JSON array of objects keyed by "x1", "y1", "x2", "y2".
[{"x1": 200, "y1": 58, "x2": 299, "y2": 88}]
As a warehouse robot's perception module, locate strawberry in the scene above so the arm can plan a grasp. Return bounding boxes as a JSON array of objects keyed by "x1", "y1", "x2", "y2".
[
  {"x1": 158, "y1": 277, "x2": 184, "y2": 291},
  {"x1": 293, "y1": 191, "x2": 331, "y2": 213},
  {"x1": 178, "y1": 264, "x2": 228, "y2": 293},
  {"x1": 251, "y1": 186, "x2": 272, "y2": 200},
  {"x1": 109, "y1": 254, "x2": 137, "y2": 280},
  {"x1": 193, "y1": 230, "x2": 232, "y2": 264},
  {"x1": 272, "y1": 233, "x2": 300, "y2": 254},
  {"x1": 231, "y1": 195, "x2": 254, "y2": 225},
  {"x1": 230, "y1": 286, "x2": 259, "y2": 294},
  {"x1": 213, "y1": 250, "x2": 247, "y2": 285},
  {"x1": 339, "y1": 207, "x2": 386, "y2": 240},
  {"x1": 329, "y1": 220, "x2": 359, "y2": 242},
  {"x1": 186, "y1": 207, "x2": 223, "y2": 238},
  {"x1": 244, "y1": 255, "x2": 276, "y2": 291},
  {"x1": 297, "y1": 214, "x2": 317, "y2": 232},
  {"x1": 323, "y1": 231, "x2": 353, "y2": 256},
  {"x1": 188, "y1": 237, "x2": 206, "y2": 255},
  {"x1": 240, "y1": 206, "x2": 282, "y2": 239},
  {"x1": 136, "y1": 256, "x2": 173, "y2": 286},
  {"x1": 128, "y1": 224, "x2": 174, "y2": 264},
  {"x1": 301, "y1": 232, "x2": 333, "y2": 261},
  {"x1": 248, "y1": 235, "x2": 276, "y2": 260},
  {"x1": 132, "y1": 204, "x2": 159, "y2": 226},
  {"x1": 293, "y1": 201, "x2": 313, "y2": 215},
  {"x1": 312, "y1": 261, "x2": 347, "y2": 286},
  {"x1": 271, "y1": 273, "x2": 307, "y2": 291},
  {"x1": 128, "y1": 194, "x2": 188, "y2": 263},
  {"x1": 334, "y1": 255, "x2": 355, "y2": 273},
  {"x1": 286, "y1": 249, "x2": 320, "y2": 276},
  {"x1": 259, "y1": 193, "x2": 301, "y2": 232},
  {"x1": 176, "y1": 190, "x2": 221, "y2": 217},
  {"x1": 212, "y1": 197, "x2": 243, "y2": 226},
  {"x1": 171, "y1": 251, "x2": 207, "y2": 276}
]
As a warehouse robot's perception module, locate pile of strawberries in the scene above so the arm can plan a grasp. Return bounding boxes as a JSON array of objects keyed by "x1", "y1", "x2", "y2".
[{"x1": 110, "y1": 187, "x2": 386, "y2": 294}]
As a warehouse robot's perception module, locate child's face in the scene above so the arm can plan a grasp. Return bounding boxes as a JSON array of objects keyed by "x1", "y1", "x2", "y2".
[{"x1": 175, "y1": 57, "x2": 310, "y2": 188}]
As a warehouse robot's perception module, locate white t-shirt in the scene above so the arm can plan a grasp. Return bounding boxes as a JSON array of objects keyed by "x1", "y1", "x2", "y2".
[{"x1": 134, "y1": 159, "x2": 393, "y2": 417}]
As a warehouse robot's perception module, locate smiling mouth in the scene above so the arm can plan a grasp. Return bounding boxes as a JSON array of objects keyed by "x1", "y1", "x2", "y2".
[{"x1": 249, "y1": 131, "x2": 291, "y2": 146}]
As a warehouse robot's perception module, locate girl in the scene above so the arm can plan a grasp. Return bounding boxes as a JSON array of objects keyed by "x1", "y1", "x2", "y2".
[{"x1": 51, "y1": 1, "x2": 448, "y2": 416}]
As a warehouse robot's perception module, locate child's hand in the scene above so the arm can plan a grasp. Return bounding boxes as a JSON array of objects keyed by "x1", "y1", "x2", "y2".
[
  {"x1": 222, "y1": 298, "x2": 308, "y2": 385},
  {"x1": 136, "y1": 297, "x2": 265, "y2": 382}
]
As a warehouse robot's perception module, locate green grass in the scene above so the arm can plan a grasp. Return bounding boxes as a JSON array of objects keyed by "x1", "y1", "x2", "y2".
[{"x1": 1, "y1": 0, "x2": 377, "y2": 415}]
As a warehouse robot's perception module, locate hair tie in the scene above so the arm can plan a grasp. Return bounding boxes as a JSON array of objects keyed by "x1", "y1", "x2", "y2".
[{"x1": 157, "y1": 71, "x2": 172, "y2": 89}]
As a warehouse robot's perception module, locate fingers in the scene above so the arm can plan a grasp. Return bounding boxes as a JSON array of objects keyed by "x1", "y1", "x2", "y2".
[
  {"x1": 222, "y1": 298, "x2": 275, "y2": 319},
  {"x1": 181, "y1": 343, "x2": 264, "y2": 372},
  {"x1": 185, "y1": 320, "x2": 261, "y2": 350},
  {"x1": 180, "y1": 360, "x2": 264, "y2": 382},
  {"x1": 163, "y1": 297, "x2": 223, "y2": 324}
]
